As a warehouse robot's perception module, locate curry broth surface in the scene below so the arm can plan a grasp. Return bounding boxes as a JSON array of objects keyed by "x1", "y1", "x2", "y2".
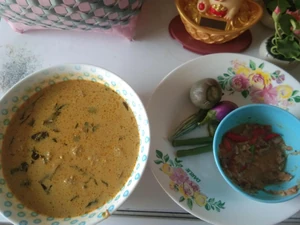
[{"x1": 2, "y1": 80, "x2": 140, "y2": 217}]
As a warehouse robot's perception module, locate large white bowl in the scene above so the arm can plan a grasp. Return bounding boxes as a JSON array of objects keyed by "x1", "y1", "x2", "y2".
[{"x1": 0, "y1": 64, "x2": 150, "y2": 225}]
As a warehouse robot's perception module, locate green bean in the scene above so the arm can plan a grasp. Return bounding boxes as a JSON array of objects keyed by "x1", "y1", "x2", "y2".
[
  {"x1": 176, "y1": 145, "x2": 212, "y2": 158},
  {"x1": 172, "y1": 136, "x2": 213, "y2": 147}
]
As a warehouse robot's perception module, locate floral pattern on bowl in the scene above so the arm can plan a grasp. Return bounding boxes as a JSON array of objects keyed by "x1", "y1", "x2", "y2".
[
  {"x1": 217, "y1": 59, "x2": 300, "y2": 109},
  {"x1": 154, "y1": 150, "x2": 225, "y2": 212},
  {"x1": 0, "y1": 64, "x2": 150, "y2": 225}
]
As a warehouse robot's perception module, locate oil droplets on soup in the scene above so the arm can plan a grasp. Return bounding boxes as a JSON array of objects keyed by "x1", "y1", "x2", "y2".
[{"x1": 2, "y1": 80, "x2": 140, "y2": 218}]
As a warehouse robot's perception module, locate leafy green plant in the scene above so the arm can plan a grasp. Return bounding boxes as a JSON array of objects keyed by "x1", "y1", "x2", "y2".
[{"x1": 265, "y1": 0, "x2": 300, "y2": 61}]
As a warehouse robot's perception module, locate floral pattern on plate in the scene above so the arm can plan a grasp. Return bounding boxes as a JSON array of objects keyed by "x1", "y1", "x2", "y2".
[
  {"x1": 217, "y1": 59, "x2": 300, "y2": 109},
  {"x1": 154, "y1": 150, "x2": 226, "y2": 212},
  {"x1": 148, "y1": 53, "x2": 300, "y2": 225}
]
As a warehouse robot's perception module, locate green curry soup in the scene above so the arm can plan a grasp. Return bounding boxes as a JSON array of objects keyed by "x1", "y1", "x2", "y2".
[{"x1": 1, "y1": 80, "x2": 140, "y2": 218}]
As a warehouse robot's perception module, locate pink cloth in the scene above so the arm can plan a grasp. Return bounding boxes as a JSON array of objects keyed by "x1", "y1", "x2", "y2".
[
  {"x1": 0, "y1": 0, "x2": 144, "y2": 40},
  {"x1": 4, "y1": 16, "x2": 139, "y2": 40}
]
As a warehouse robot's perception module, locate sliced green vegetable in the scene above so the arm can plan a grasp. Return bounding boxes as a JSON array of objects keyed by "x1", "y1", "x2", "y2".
[
  {"x1": 169, "y1": 109, "x2": 208, "y2": 141},
  {"x1": 101, "y1": 180, "x2": 109, "y2": 187},
  {"x1": 10, "y1": 162, "x2": 29, "y2": 175},
  {"x1": 31, "y1": 131, "x2": 49, "y2": 142},
  {"x1": 43, "y1": 103, "x2": 66, "y2": 125},
  {"x1": 176, "y1": 145, "x2": 212, "y2": 158},
  {"x1": 172, "y1": 136, "x2": 213, "y2": 147},
  {"x1": 86, "y1": 199, "x2": 98, "y2": 208},
  {"x1": 70, "y1": 195, "x2": 79, "y2": 202},
  {"x1": 207, "y1": 121, "x2": 219, "y2": 137},
  {"x1": 123, "y1": 101, "x2": 129, "y2": 111}
]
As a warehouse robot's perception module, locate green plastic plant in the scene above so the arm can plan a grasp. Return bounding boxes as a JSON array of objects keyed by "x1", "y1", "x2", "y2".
[{"x1": 265, "y1": 0, "x2": 300, "y2": 61}]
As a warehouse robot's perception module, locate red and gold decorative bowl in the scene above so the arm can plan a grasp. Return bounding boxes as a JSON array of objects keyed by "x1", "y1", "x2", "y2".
[{"x1": 175, "y1": 0, "x2": 263, "y2": 44}]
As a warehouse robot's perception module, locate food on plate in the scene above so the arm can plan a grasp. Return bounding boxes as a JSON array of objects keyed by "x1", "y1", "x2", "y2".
[
  {"x1": 190, "y1": 78, "x2": 222, "y2": 109},
  {"x1": 173, "y1": 136, "x2": 214, "y2": 158},
  {"x1": 198, "y1": 101, "x2": 238, "y2": 125},
  {"x1": 170, "y1": 100, "x2": 237, "y2": 154},
  {"x1": 176, "y1": 144, "x2": 212, "y2": 158},
  {"x1": 207, "y1": 120, "x2": 220, "y2": 137},
  {"x1": 2, "y1": 80, "x2": 140, "y2": 217},
  {"x1": 172, "y1": 136, "x2": 213, "y2": 147},
  {"x1": 169, "y1": 109, "x2": 208, "y2": 140},
  {"x1": 171, "y1": 99, "x2": 238, "y2": 157},
  {"x1": 169, "y1": 78, "x2": 239, "y2": 158},
  {"x1": 169, "y1": 78, "x2": 225, "y2": 140},
  {"x1": 218, "y1": 123, "x2": 298, "y2": 195}
]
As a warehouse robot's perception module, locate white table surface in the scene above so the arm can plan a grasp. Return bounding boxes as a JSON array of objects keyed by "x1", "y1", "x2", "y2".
[{"x1": 0, "y1": 0, "x2": 300, "y2": 224}]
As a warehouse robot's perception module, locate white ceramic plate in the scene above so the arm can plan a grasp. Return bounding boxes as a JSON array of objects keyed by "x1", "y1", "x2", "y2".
[{"x1": 147, "y1": 53, "x2": 300, "y2": 225}]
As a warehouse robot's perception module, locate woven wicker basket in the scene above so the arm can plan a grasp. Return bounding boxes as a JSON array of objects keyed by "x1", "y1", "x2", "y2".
[
  {"x1": 0, "y1": 0, "x2": 145, "y2": 39},
  {"x1": 175, "y1": 0, "x2": 263, "y2": 44}
]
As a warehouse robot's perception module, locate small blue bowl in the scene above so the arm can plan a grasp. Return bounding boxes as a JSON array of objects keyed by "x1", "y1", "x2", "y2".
[{"x1": 213, "y1": 104, "x2": 300, "y2": 203}]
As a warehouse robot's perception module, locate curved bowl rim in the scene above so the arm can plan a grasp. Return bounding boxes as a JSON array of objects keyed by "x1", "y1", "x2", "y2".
[
  {"x1": 0, "y1": 63, "x2": 150, "y2": 224},
  {"x1": 213, "y1": 103, "x2": 300, "y2": 204}
]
